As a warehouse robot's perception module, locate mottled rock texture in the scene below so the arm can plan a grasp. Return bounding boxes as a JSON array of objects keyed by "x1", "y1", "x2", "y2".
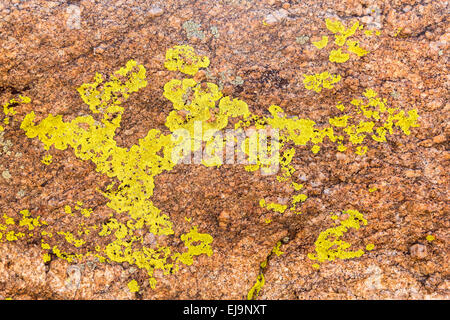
[{"x1": 0, "y1": 0, "x2": 448, "y2": 300}]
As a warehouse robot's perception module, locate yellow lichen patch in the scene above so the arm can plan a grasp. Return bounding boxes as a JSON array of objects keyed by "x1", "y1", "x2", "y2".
[
  {"x1": 18, "y1": 210, "x2": 44, "y2": 231},
  {"x1": 163, "y1": 76, "x2": 253, "y2": 167},
  {"x1": 2, "y1": 95, "x2": 30, "y2": 117},
  {"x1": 5, "y1": 231, "x2": 25, "y2": 242},
  {"x1": 363, "y1": 88, "x2": 378, "y2": 99},
  {"x1": 337, "y1": 144, "x2": 347, "y2": 152},
  {"x1": 325, "y1": 18, "x2": 346, "y2": 34},
  {"x1": 0, "y1": 95, "x2": 31, "y2": 134},
  {"x1": 80, "y1": 208, "x2": 93, "y2": 218},
  {"x1": 334, "y1": 21, "x2": 360, "y2": 46},
  {"x1": 57, "y1": 231, "x2": 86, "y2": 248},
  {"x1": 308, "y1": 209, "x2": 368, "y2": 267},
  {"x1": 42, "y1": 253, "x2": 52, "y2": 263},
  {"x1": 343, "y1": 125, "x2": 365, "y2": 144},
  {"x1": 346, "y1": 40, "x2": 369, "y2": 57},
  {"x1": 311, "y1": 145, "x2": 320, "y2": 153},
  {"x1": 324, "y1": 88, "x2": 420, "y2": 155},
  {"x1": 329, "y1": 115, "x2": 350, "y2": 128},
  {"x1": 67, "y1": 201, "x2": 94, "y2": 218},
  {"x1": 41, "y1": 153, "x2": 53, "y2": 165},
  {"x1": 98, "y1": 218, "x2": 129, "y2": 239},
  {"x1": 314, "y1": 19, "x2": 370, "y2": 62},
  {"x1": 51, "y1": 245, "x2": 82, "y2": 263},
  {"x1": 163, "y1": 78, "x2": 198, "y2": 110},
  {"x1": 3, "y1": 214, "x2": 15, "y2": 225},
  {"x1": 263, "y1": 105, "x2": 317, "y2": 147},
  {"x1": 237, "y1": 128, "x2": 281, "y2": 175},
  {"x1": 426, "y1": 235, "x2": 435, "y2": 242},
  {"x1": 291, "y1": 182, "x2": 303, "y2": 191},
  {"x1": 247, "y1": 273, "x2": 265, "y2": 300},
  {"x1": 175, "y1": 226, "x2": 214, "y2": 266},
  {"x1": 329, "y1": 48, "x2": 350, "y2": 63},
  {"x1": 364, "y1": 29, "x2": 381, "y2": 37},
  {"x1": 218, "y1": 96, "x2": 250, "y2": 118},
  {"x1": 392, "y1": 109, "x2": 420, "y2": 135},
  {"x1": 77, "y1": 223, "x2": 96, "y2": 236},
  {"x1": 259, "y1": 198, "x2": 287, "y2": 214},
  {"x1": 312, "y1": 36, "x2": 329, "y2": 49},
  {"x1": 271, "y1": 241, "x2": 284, "y2": 256},
  {"x1": 291, "y1": 193, "x2": 307, "y2": 205},
  {"x1": 248, "y1": 240, "x2": 286, "y2": 300},
  {"x1": 64, "y1": 205, "x2": 73, "y2": 215},
  {"x1": 355, "y1": 145, "x2": 368, "y2": 155},
  {"x1": 77, "y1": 60, "x2": 147, "y2": 116},
  {"x1": 366, "y1": 243, "x2": 375, "y2": 251},
  {"x1": 41, "y1": 240, "x2": 51, "y2": 250},
  {"x1": 127, "y1": 279, "x2": 140, "y2": 293},
  {"x1": 164, "y1": 45, "x2": 210, "y2": 76},
  {"x1": 335, "y1": 102, "x2": 345, "y2": 111},
  {"x1": 303, "y1": 72, "x2": 341, "y2": 93}
]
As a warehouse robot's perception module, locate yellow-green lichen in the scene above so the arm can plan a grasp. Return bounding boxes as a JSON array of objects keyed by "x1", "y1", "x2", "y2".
[
  {"x1": 271, "y1": 241, "x2": 284, "y2": 256},
  {"x1": 164, "y1": 45, "x2": 209, "y2": 76},
  {"x1": 127, "y1": 279, "x2": 140, "y2": 293},
  {"x1": 247, "y1": 240, "x2": 286, "y2": 300},
  {"x1": 176, "y1": 226, "x2": 214, "y2": 266},
  {"x1": 312, "y1": 36, "x2": 329, "y2": 49},
  {"x1": 247, "y1": 273, "x2": 265, "y2": 300},
  {"x1": 325, "y1": 18, "x2": 346, "y2": 34},
  {"x1": 64, "y1": 205, "x2": 73, "y2": 215},
  {"x1": 42, "y1": 253, "x2": 52, "y2": 263},
  {"x1": 41, "y1": 154, "x2": 53, "y2": 165},
  {"x1": 290, "y1": 193, "x2": 307, "y2": 213},
  {"x1": 303, "y1": 72, "x2": 341, "y2": 93},
  {"x1": 313, "y1": 18, "x2": 371, "y2": 63},
  {"x1": 57, "y1": 231, "x2": 86, "y2": 248},
  {"x1": 18, "y1": 210, "x2": 44, "y2": 231},
  {"x1": 259, "y1": 198, "x2": 287, "y2": 214},
  {"x1": 329, "y1": 48, "x2": 350, "y2": 63},
  {"x1": 346, "y1": 40, "x2": 369, "y2": 57},
  {"x1": 3, "y1": 214, "x2": 15, "y2": 225},
  {"x1": 308, "y1": 209, "x2": 369, "y2": 267}
]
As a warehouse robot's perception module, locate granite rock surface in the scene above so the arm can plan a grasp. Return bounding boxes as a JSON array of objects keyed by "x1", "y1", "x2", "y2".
[{"x1": 0, "y1": 0, "x2": 448, "y2": 299}]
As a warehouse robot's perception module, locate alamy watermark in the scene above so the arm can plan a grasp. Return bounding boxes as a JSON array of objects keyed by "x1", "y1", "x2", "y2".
[{"x1": 171, "y1": 121, "x2": 280, "y2": 175}]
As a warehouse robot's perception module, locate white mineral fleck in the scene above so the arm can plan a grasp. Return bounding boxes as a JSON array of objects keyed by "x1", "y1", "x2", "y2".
[
  {"x1": 148, "y1": 6, "x2": 163, "y2": 17},
  {"x1": 2, "y1": 170, "x2": 12, "y2": 180}
]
